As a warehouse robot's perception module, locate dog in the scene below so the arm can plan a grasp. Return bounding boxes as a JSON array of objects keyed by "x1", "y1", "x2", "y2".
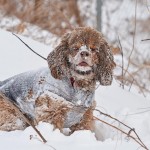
[{"x1": 0, "y1": 27, "x2": 115, "y2": 132}]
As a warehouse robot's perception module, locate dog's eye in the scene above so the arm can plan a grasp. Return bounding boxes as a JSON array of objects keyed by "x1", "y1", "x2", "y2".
[{"x1": 91, "y1": 48, "x2": 98, "y2": 52}]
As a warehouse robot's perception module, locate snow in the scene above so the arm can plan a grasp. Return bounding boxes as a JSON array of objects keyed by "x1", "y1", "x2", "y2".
[
  {"x1": 0, "y1": 29, "x2": 50, "y2": 80},
  {"x1": 0, "y1": 30, "x2": 150, "y2": 149}
]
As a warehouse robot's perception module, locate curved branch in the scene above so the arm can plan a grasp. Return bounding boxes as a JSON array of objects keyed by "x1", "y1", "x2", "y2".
[{"x1": 93, "y1": 108, "x2": 149, "y2": 150}]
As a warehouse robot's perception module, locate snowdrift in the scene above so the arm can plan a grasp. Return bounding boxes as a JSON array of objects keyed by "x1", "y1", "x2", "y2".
[{"x1": 0, "y1": 29, "x2": 150, "y2": 150}]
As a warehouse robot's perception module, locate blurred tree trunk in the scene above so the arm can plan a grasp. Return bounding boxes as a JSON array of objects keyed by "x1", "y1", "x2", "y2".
[
  {"x1": 68, "y1": 0, "x2": 83, "y2": 26},
  {"x1": 96, "y1": 0, "x2": 102, "y2": 31}
]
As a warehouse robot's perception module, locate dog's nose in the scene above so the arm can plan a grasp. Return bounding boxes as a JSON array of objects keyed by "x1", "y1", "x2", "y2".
[{"x1": 80, "y1": 51, "x2": 89, "y2": 57}]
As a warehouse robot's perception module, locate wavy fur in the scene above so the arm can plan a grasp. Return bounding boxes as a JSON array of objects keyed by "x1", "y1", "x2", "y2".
[{"x1": 47, "y1": 27, "x2": 115, "y2": 85}]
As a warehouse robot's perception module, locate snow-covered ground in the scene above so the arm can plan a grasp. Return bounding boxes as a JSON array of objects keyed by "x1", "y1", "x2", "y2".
[{"x1": 0, "y1": 29, "x2": 150, "y2": 150}]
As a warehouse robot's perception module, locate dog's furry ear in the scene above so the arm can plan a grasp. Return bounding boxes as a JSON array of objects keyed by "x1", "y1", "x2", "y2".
[
  {"x1": 47, "y1": 33, "x2": 70, "y2": 79},
  {"x1": 96, "y1": 39, "x2": 116, "y2": 86}
]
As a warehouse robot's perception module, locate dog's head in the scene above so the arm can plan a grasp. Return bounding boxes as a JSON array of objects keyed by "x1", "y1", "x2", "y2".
[{"x1": 47, "y1": 27, "x2": 115, "y2": 85}]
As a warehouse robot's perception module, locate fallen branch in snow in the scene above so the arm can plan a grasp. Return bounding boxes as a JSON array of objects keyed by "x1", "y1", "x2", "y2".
[
  {"x1": 0, "y1": 92, "x2": 47, "y2": 143},
  {"x1": 93, "y1": 109, "x2": 149, "y2": 150}
]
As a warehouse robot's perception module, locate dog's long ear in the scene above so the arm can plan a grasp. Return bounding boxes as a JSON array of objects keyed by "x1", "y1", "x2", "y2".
[
  {"x1": 96, "y1": 39, "x2": 116, "y2": 85},
  {"x1": 47, "y1": 33, "x2": 70, "y2": 79}
]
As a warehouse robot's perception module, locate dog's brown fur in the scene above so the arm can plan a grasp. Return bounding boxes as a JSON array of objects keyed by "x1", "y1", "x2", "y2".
[
  {"x1": 0, "y1": 27, "x2": 115, "y2": 133},
  {"x1": 35, "y1": 95, "x2": 95, "y2": 131},
  {"x1": 47, "y1": 27, "x2": 115, "y2": 86},
  {"x1": 0, "y1": 95, "x2": 95, "y2": 132},
  {"x1": 0, "y1": 97, "x2": 26, "y2": 131}
]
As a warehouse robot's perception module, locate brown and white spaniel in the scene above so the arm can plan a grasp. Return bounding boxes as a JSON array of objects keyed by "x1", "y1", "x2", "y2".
[{"x1": 0, "y1": 27, "x2": 115, "y2": 133}]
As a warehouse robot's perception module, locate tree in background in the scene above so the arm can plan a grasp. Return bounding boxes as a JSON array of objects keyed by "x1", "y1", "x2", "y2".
[
  {"x1": 0, "y1": 0, "x2": 150, "y2": 96},
  {"x1": 0, "y1": 0, "x2": 98, "y2": 36}
]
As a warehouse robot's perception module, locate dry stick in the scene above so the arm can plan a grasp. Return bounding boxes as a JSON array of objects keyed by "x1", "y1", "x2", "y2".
[
  {"x1": 93, "y1": 116, "x2": 149, "y2": 150},
  {"x1": 117, "y1": 35, "x2": 124, "y2": 89},
  {"x1": 128, "y1": 78, "x2": 134, "y2": 91},
  {"x1": 127, "y1": 109, "x2": 150, "y2": 116},
  {"x1": 124, "y1": 0, "x2": 137, "y2": 77},
  {"x1": 141, "y1": 39, "x2": 150, "y2": 41},
  {"x1": 130, "y1": 64, "x2": 150, "y2": 75},
  {"x1": 117, "y1": 65, "x2": 146, "y2": 97},
  {"x1": 94, "y1": 109, "x2": 148, "y2": 149},
  {"x1": 0, "y1": 92, "x2": 47, "y2": 143}
]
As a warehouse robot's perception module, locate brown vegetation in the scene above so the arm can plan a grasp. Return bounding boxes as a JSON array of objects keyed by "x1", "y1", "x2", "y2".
[{"x1": 0, "y1": 0, "x2": 83, "y2": 36}]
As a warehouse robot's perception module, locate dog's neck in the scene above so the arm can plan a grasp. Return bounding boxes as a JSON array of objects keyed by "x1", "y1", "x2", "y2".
[{"x1": 69, "y1": 77, "x2": 96, "y2": 92}]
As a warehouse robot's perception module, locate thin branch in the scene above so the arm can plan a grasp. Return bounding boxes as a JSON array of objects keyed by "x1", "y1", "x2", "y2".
[
  {"x1": 0, "y1": 92, "x2": 47, "y2": 143},
  {"x1": 12, "y1": 33, "x2": 47, "y2": 61},
  {"x1": 94, "y1": 109, "x2": 132, "y2": 130},
  {"x1": 117, "y1": 65, "x2": 146, "y2": 97},
  {"x1": 93, "y1": 116, "x2": 148, "y2": 150},
  {"x1": 93, "y1": 108, "x2": 149, "y2": 150},
  {"x1": 94, "y1": 109, "x2": 147, "y2": 148},
  {"x1": 117, "y1": 35, "x2": 124, "y2": 89},
  {"x1": 127, "y1": 109, "x2": 150, "y2": 116},
  {"x1": 124, "y1": 0, "x2": 138, "y2": 76},
  {"x1": 141, "y1": 39, "x2": 150, "y2": 41},
  {"x1": 128, "y1": 78, "x2": 134, "y2": 91},
  {"x1": 130, "y1": 64, "x2": 150, "y2": 76}
]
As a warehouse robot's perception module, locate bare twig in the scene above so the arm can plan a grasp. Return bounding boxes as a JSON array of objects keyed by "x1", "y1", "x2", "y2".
[
  {"x1": 94, "y1": 109, "x2": 132, "y2": 130},
  {"x1": 127, "y1": 109, "x2": 150, "y2": 115},
  {"x1": 117, "y1": 35, "x2": 124, "y2": 89},
  {"x1": 117, "y1": 65, "x2": 146, "y2": 97},
  {"x1": 128, "y1": 78, "x2": 134, "y2": 91},
  {"x1": 12, "y1": 33, "x2": 47, "y2": 61},
  {"x1": 130, "y1": 64, "x2": 150, "y2": 75},
  {"x1": 124, "y1": 0, "x2": 138, "y2": 76},
  {"x1": 0, "y1": 92, "x2": 47, "y2": 143},
  {"x1": 141, "y1": 39, "x2": 150, "y2": 41},
  {"x1": 93, "y1": 116, "x2": 148, "y2": 149},
  {"x1": 93, "y1": 108, "x2": 149, "y2": 150}
]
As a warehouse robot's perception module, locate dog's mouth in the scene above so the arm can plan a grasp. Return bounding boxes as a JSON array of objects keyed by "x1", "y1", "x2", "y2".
[
  {"x1": 78, "y1": 61, "x2": 89, "y2": 67},
  {"x1": 68, "y1": 58, "x2": 95, "y2": 76},
  {"x1": 74, "y1": 62, "x2": 94, "y2": 75}
]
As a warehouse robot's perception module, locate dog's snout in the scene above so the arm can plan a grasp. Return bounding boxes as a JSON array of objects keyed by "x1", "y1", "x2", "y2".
[{"x1": 80, "y1": 51, "x2": 90, "y2": 57}]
